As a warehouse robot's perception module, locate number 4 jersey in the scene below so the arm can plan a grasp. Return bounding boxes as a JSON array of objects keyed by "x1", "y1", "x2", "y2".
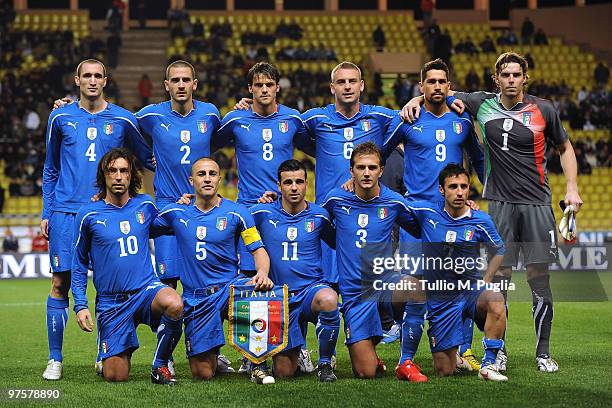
[{"x1": 455, "y1": 92, "x2": 568, "y2": 205}]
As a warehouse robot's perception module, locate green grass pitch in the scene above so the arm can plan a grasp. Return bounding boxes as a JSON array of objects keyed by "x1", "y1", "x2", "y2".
[{"x1": 1, "y1": 275, "x2": 611, "y2": 408}]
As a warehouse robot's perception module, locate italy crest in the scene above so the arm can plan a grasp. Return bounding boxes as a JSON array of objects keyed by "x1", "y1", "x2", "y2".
[
  {"x1": 278, "y1": 121, "x2": 289, "y2": 133},
  {"x1": 135, "y1": 211, "x2": 145, "y2": 224},
  {"x1": 103, "y1": 122, "x2": 113, "y2": 135},
  {"x1": 197, "y1": 120, "x2": 207, "y2": 133}
]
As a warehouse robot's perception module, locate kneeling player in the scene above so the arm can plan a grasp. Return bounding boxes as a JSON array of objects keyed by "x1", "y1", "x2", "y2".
[
  {"x1": 251, "y1": 160, "x2": 340, "y2": 382},
  {"x1": 71, "y1": 149, "x2": 183, "y2": 384},
  {"x1": 407, "y1": 164, "x2": 507, "y2": 381},
  {"x1": 153, "y1": 157, "x2": 274, "y2": 383}
]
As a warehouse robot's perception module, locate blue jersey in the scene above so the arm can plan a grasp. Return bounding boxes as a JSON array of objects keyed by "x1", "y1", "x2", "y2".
[
  {"x1": 250, "y1": 200, "x2": 335, "y2": 292},
  {"x1": 322, "y1": 185, "x2": 419, "y2": 299},
  {"x1": 302, "y1": 104, "x2": 396, "y2": 203},
  {"x1": 152, "y1": 198, "x2": 264, "y2": 291},
  {"x1": 71, "y1": 194, "x2": 159, "y2": 312},
  {"x1": 213, "y1": 105, "x2": 311, "y2": 205},
  {"x1": 383, "y1": 110, "x2": 484, "y2": 201},
  {"x1": 407, "y1": 200, "x2": 505, "y2": 284},
  {"x1": 136, "y1": 100, "x2": 221, "y2": 201},
  {"x1": 42, "y1": 102, "x2": 153, "y2": 219}
]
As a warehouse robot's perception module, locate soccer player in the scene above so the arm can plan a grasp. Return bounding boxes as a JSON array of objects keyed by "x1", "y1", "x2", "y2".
[
  {"x1": 406, "y1": 164, "x2": 508, "y2": 381},
  {"x1": 152, "y1": 157, "x2": 275, "y2": 384},
  {"x1": 71, "y1": 148, "x2": 183, "y2": 384},
  {"x1": 402, "y1": 52, "x2": 583, "y2": 372},
  {"x1": 135, "y1": 60, "x2": 221, "y2": 288},
  {"x1": 322, "y1": 142, "x2": 427, "y2": 381},
  {"x1": 212, "y1": 62, "x2": 312, "y2": 273},
  {"x1": 42, "y1": 59, "x2": 153, "y2": 380},
  {"x1": 250, "y1": 160, "x2": 339, "y2": 382},
  {"x1": 382, "y1": 59, "x2": 485, "y2": 371}
]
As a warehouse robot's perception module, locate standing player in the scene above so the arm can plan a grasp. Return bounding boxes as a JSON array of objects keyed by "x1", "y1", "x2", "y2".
[
  {"x1": 42, "y1": 59, "x2": 153, "y2": 380},
  {"x1": 382, "y1": 59, "x2": 485, "y2": 371},
  {"x1": 322, "y1": 142, "x2": 427, "y2": 381},
  {"x1": 71, "y1": 148, "x2": 183, "y2": 384},
  {"x1": 152, "y1": 157, "x2": 275, "y2": 384},
  {"x1": 136, "y1": 60, "x2": 221, "y2": 289},
  {"x1": 407, "y1": 164, "x2": 508, "y2": 381},
  {"x1": 402, "y1": 52, "x2": 583, "y2": 372},
  {"x1": 250, "y1": 160, "x2": 340, "y2": 382}
]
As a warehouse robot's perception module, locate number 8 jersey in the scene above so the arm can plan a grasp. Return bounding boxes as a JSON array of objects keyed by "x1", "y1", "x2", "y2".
[{"x1": 213, "y1": 105, "x2": 311, "y2": 206}]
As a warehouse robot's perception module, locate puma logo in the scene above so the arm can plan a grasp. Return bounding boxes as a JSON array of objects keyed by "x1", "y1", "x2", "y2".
[
  {"x1": 412, "y1": 125, "x2": 423, "y2": 132},
  {"x1": 161, "y1": 123, "x2": 171, "y2": 131},
  {"x1": 96, "y1": 219, "x2": 107, "y2": 227},
  {"x1": 240, "y1": 124, "x2": 251, "y2": 131},
  {"x1": 323, "y1": 124, "x2": 333, "y2": 131},
  {"x1": 269, "y1": 220, "x2": 279, "y2": 228},
  {"x1": 67, "y1": 121, "x2": 78, "y2": 129},
  {"x1": 179, "y1": 218, "x2": 189, "y2": 227},
  {"x1": 341, "y1": 206, "x2": 351, "y2": 215},
  {"x1": 428, "y1": 219, "x2": 438, "y2": 229}
]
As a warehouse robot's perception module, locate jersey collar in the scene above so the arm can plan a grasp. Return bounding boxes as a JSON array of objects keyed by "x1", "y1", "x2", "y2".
[
  {"x1": 278, "y1": 199, "x2": 309, "y2": 217},
  {"x1": 495, "y1": 93, "x2": 523, "y2": 111},
  {"x1": 443, "y1": 206, "x2": 472, "y2": 220},
  {"x1": 353, "y1": 183, "x2": 384, "y2": 202},
  {"x1": 170, "y1": 99, "x2": 197, "y2": 118},
  {"x1": 194, "y1": 195, "x2": 223, "y2": 214},
  {"x1": 335, "y1": 103, "x2": 362, "y2": 120},
  {"x1": 252, "y1": 103, "x2": 279, "y2": 118}
]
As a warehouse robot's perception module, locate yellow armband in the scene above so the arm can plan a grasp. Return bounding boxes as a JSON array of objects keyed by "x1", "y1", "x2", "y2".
[{"x1": 241, "y1": 226, "x2": 262, "y2": 246}]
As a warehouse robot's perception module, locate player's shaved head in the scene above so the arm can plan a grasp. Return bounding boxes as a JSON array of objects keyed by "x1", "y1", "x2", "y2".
[
  {"x1": 166, "y1": 60, "x2": 196, "y2": 80},
  {"x1": 191, "y1": 157, "x2": 219, "y2": 175},
  {"x1": 331, "y1": 61, "x2": 362, "y2": 82},
  {"x1": 76, "y1": 59, "x2": 106, "y2": 77}
]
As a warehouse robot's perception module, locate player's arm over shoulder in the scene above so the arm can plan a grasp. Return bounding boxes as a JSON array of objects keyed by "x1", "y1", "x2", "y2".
[{"x1": 453, "y1": 91, "x2": 495, "y2": 116}]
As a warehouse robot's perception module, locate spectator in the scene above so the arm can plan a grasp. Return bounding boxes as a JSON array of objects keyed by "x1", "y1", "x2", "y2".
[
  {"x1": 0, "y1": 185, "x2": 4, "y2": 213},
  {"x1": 2, "y1": 228, "x2": 19, "y2": 252},
  {"x1": 483, "y1": 67, "x2": 494, "y2": 92},
  {"x1": 480, "y1": 35, "x2": 496, "y2": 53},
  {"x1": 534, "y1": 28, "x2": 548, "y2": 45},
  {"x1": 23, "y1": 108, "x2": 40, "y2": 131},
  {"x1": 138, "y1": 74, "x2": 153, "y2": 107},
  {"x1": 525, "y1": 52, "x2": 535, "y2": 70},
  {"x1": 193, "y1": 18, "x2": 204, "y2": 37},
  {"x1": 433, "y1": 29, "x2": 452, "y2": 66},
  {"x1": 594, "y1": 62, "x2": 610, "y2": 87},
  {"x1": 31, "y1": 230, "x2": 49, "y2": 252},
  {"x1": 137, "y1": 0, "x2": 147, "y2": 29},
  {"x1": 465, "y1": 68, "x2": 480, "y2": 92},
  {"x1": 420, "y1": 0, "x2": 435, "y2": 29},
  {"x1": 373, "y1": 25, "x2": 386, "y2": 51},
  {"x1": 521, "y1": 17, "x2": 535, "y2": 44},
  {"x1": 106, "y1": 31, "x2": 122, "y2": 69}
]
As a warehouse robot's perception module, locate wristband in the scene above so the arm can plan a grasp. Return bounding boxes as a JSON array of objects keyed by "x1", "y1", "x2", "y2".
[{"x1": 446, "y1": 95, "x2": 456, "y2": 107}]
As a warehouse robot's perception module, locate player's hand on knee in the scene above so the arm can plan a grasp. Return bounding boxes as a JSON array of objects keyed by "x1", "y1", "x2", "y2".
[
  {"x1": 52, "y1": 97, "x2": 73, "y2": 110},
  {"x1": 450, "y1": 99, "x2": 465, "y2": 115},
  {"x1": 400, "y1": 96, "x2": 424, "y2": 123},
  {"x1": 76, "y1": 309, "x2": 94, "y2": 332},
  {"x1": 40, "y1": 219, "x2": 49, "y2": 239},
  {"x1": 250, "y1": 272, "x2": 274, "y2": 291},
  {"x1": 341, "y1": 177, "x2": 354, "y2": 192},
  {"x1": 234, "y1": 98, "x2": 253, "y2": 111},
  {"x1": 466, "y1": 200, "x2": 480, "y2": 211},
  {"x1": 177, "y1": 193, "x2": 195, "y2": 205},
  {"x1": 258, "y1": 191, "x2": 277, "y2": 203}
]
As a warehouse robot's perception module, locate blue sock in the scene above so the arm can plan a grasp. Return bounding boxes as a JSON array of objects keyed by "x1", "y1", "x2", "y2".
[
  {"x1": 458, "y1": 317, "x2": 474, "y2": 355},
  {"x1": 399, "y1": 302, "x2": 425, "y2": 364},
  {"x1": 46, "y1": 296, "x2": 68, "y2": 362},
  {"x1": 152, "y1": 315, "x2": 182, "y2": 369},
  {"x1": 316, "y1": 309, "x2": 340, "y2": 365},
  {"x1": 482, "y1": 337, "x2": 504, "y2": 367}
]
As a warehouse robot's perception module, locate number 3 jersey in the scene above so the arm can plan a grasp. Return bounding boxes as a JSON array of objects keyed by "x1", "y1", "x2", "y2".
[
  {"x1": 71, "y1": 194, "x2": 160, "y2": 312},
  {"x1": 152, "y1": 198, "x2": 264, "y2": 292},
  {"x1": 249, "y1": 200, "x2": 336, "y2": 293},
  {"x1": 136, "y1": 100, "x2": 221, "y2": 201},
  {"x1": 213, "y1": 105, "x2": 311, "y2": 206},
  {"x1": 43, "y1": 103, "x2": 153, "y2": 219},
  {"x1": 455, "y1": 92, "x2": 568, "y2": 205},
  {"x1": 322, "y1": 185, "x2": 420, "y2": 299}
]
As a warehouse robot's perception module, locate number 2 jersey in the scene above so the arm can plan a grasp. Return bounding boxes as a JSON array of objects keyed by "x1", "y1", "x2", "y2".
[
  {"x1": 136, "y1": 100, "x2": 221, "y2": 202},
  {"x1": 71, "y1": 194, "x2": 160, "y2": 312},
  {"x1": 43, "y1": 102, "x2": 153, "y2": 219},
  {"x1": 152, "y1": 198, "x2": 264, "y2": 292},
  {"x1": 455, "y1": 92, "x2": 568, "y2": 205},
  {"x1": 250, "y1": 200, "x2": 335, "y2": 292}
]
